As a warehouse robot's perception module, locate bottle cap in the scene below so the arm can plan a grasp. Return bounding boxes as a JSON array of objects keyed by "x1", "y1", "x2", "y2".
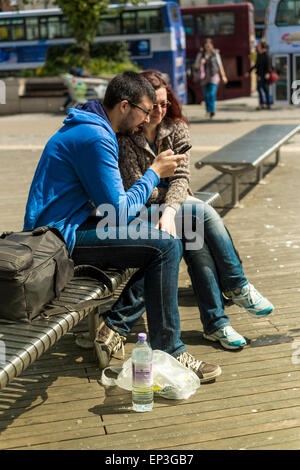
[{"x1": 138, "y1": 333, "x2": 147, "y2": 341}]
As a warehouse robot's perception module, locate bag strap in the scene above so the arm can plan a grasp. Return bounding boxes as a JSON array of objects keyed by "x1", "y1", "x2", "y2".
[
  {"x1": 40, "y1": 265, "x2": 115, "y2": 319},
  {"x1": 1, "y1": 226, "x2": 69, "y2": 255},
  {"x1": 33, "y1": 226, "x2": 71, "y2": 254},
  {"x1": 73, "y1": 264, "x2": 115, "y2": 292}
]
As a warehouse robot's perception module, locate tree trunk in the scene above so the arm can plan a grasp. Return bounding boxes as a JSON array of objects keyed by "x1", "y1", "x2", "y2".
[{"x1": 78, "y1": 41, "x2": 90, "y2": 66}]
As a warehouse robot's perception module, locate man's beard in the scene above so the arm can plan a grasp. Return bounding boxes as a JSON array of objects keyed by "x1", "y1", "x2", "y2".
[
  {"x1": 130, "y1": 122, "x2": 145, "y2": 134},
  {"x1": 118, "y1": 116, "x2": 144, "y2": 135}
]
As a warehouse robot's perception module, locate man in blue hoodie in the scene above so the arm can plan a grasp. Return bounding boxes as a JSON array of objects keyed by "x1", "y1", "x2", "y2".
[{"x1": 24, "y1": 71, "x2": 221, "y2": 383}]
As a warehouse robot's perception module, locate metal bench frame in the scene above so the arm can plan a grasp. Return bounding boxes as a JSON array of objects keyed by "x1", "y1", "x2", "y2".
[
  {"x1": 0, "y1": 268, "x2": 135, "y2": 390},
  {"x1": 0, "y1": 192, "x2": 219, "y2": 391},
  {"x1": 195, "y1": 124, "x2": 300, "y2": 208}
]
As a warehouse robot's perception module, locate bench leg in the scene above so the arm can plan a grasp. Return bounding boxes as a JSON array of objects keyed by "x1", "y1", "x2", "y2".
[
  {"x1": 88, "y1": 306, "x2": 100, "y2": 342},
  {"x1": 275, "y1": 149, "x2": 280, "y2": 165},
  {"x1": 257, "y1": 164, "x2": 264, "y2": 183},
  {"x1": 231, "y1": 173, "x2": 240, "y2": 208}
]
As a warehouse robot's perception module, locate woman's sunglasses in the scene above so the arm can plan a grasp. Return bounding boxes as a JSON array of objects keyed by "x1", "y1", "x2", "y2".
[{"x1": 152, "y1": 100, "x2": 170, "y2": 110}]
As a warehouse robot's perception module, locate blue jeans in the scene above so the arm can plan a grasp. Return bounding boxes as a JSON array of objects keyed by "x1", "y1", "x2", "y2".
[
  {"x1": 72, "y1": 217, "x2": 186, "y2": 357},
  {"x1": 102, "y1": 201, "x2": 248, "y2": 336},
  {"x1": 257, "y1": 76, "x2": 270, "y2": 106},
  {"x1": 202, "y1": 83, "x2": 218, "y2": 113}
]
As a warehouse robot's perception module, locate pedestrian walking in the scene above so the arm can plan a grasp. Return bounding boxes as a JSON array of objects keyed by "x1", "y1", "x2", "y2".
[
  {"x1": 246, "y1": 39, "x2": 272, "y2": 110},
  {"x1": 193, "y1": 38, "x2": 228, "y2": 118}
]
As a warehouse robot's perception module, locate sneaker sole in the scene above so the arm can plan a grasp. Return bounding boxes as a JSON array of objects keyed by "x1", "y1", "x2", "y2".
[
  {"x1": 203, "y1": 333, "x2": 246, "y2": 350},
  {"x1": 246, "y1": 306, "x2": 274, "y2": 318},
  {"x1": 200, "y1": 365, "x2": 222, "y2": 383}
]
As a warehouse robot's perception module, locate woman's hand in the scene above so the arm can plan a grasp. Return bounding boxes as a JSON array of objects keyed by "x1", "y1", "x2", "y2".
[
  {"x1": 222, "y1": 76, "x2": 228, "y2": 84},
  {"x1": 156, "y1": 206, "x2": 177, "y2": 238}
]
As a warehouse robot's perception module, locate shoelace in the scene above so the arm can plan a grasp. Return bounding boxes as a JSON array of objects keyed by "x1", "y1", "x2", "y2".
[
  {"x1": 243, "y1": 283, "x2": 262, "y2": 305},
  {"x1": 220, "y1": 325, "x2": 235, "y2": 337},
  {"x1": 109, "y1": 332, "x2": 125, "y2": 360},
  {"x1": 177, "y1": 352, "x2": 203, "y2": 371}
]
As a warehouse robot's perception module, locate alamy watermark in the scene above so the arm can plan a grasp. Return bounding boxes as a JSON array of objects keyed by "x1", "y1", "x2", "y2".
[
  {"x1": 292, "y1": 80, "x2": 300, "y2": 105},
  {"x1": 292, "y1": 340, "x2": 300, "y2": 365},
  {"x1": 0, "y1": 80, "x2": 6, "y2": 104},
  {"x1": 94, "y1": 201, "x2": 204, "y2": 251}
]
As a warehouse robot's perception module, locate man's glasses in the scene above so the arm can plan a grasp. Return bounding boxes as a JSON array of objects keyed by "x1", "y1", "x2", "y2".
[
  {"x1": 126, "y1": 101, "x2": 151, "y2": 116},
  {"x1": 152, "y1": 101, "x2": 170, "y2": 110}
]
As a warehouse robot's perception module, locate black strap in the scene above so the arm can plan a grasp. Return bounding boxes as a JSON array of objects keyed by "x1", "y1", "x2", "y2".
[
  {"x1": 74, "y1": 264, "x2": 115, "y2": 292},
  {"x1": 40, "y1": 265, "x2": 115, "y2": 319}
]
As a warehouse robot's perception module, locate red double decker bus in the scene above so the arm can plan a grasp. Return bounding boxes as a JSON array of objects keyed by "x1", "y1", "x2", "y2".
[{"x1": 181, "y1": 2, "x2": 255, "y2": 103}]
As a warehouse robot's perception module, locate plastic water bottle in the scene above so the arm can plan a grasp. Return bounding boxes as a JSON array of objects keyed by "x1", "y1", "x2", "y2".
[{"x1": 132, "y1": 333, "x2": 153, "y2": 412}]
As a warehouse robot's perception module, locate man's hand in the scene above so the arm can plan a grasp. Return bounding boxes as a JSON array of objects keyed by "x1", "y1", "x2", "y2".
[{"x1": 150, "y1": 149, "x2": 185, "y2": 179}]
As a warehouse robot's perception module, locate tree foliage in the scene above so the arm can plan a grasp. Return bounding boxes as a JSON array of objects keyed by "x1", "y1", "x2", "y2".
[
  {"x1": 55, "y1": 0, "x2": 109, "y2": 62},
  {"x1": 19, "y1": 0, "x2": 147, "y2": 63}
]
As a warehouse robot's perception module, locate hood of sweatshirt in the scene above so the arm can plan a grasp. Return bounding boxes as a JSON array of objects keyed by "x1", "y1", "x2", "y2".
[{"x1": 63, "y1": 100, "x2": 113, "y2": 135}]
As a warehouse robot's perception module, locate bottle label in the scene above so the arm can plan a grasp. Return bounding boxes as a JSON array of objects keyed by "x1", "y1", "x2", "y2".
[{"x1": 132, "y1": 363, "x2": 153, "y2": 386}]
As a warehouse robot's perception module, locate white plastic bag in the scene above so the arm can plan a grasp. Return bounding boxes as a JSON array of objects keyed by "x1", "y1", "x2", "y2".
[{"x1": 101, "y1": 350, "x2": 200, "y2": 400}]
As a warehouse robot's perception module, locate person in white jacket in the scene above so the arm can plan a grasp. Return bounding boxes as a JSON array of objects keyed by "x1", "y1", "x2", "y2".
[{"x1": 194, "y1": 38, "x2": 228, "y2": 118}]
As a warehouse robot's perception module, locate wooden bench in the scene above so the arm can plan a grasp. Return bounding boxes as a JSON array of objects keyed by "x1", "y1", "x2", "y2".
[
  {"x1": 0, "y1": 191, "x2": 219, "y2": 392},
  {"x1": 195, "y1": 124, "x2": 300, "y2": 207},
  {"x1": 18, "y1": 77, "x2": 68, "y2": 98}
]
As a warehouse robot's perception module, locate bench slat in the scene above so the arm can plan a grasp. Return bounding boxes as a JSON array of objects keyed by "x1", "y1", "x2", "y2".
[
  {"x1": 197, "y1": 125, "x2": 300, "y2": 167},
  {"x1": 0, "y1": 267, "x2": 136, "y2": 390}
]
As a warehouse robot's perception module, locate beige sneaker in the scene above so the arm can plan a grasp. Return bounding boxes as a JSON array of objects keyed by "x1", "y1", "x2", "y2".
[
  {"x1": 176, "y1": 352, "x2": 222, "y2": 383},
  {"x1": 94, "y1": 316, "x2": 126, "y2": 369}
]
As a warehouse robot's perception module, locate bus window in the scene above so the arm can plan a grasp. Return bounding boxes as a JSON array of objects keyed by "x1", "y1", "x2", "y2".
[
  {"x1": 137, "y1": 10, "x2": 163, "y2": 33},
  {"x1": 61, "y1": 17, "x2": 72, "y2": 38},
  {"x1": 40, "y1": 17, "x2": 48, "y2": 39},
  {"x1": 182, "y1": 15, "x2": 195, "y2": 36},
  {"x1": 122, "y1": 11, "x2": 136, "y2": 34},
  {"x1": 26, "y1": 17, "x2": 39, "y2": 40},
  {"x1": 0, "y1": 20, "x2": 9, "y2": 41},
  {"x1": 97, "y1": 14, "x2": 121, "y2": 36},
  {"x1": 197, "y1": 12, "x2": 235, "y2": 36},
  {"x1": 276, "y1": 0, "x2": 300, "y2": 26},
  {"x1": 48, "y1": 16, "x2": 63, "y2": 39},
  {"x1": 11, "y1": 18, "x2": 25, "y2": 41},
  {"x1": 169, "y1": 5, "x2": 180, "y2": 23}
]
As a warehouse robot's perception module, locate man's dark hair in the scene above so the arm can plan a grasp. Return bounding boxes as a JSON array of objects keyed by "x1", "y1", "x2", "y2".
[
  {"x1": 259, "y1": 39, "x2": 268, "y2": 50},
  {"x1": 103, "y1": 71, "x2": 156, "y2": 109}
]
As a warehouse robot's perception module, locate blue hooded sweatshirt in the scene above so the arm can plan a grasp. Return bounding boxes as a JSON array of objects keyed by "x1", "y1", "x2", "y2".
[{"x1": 23, "y1": 102, "x2": 159, "y2": 252}]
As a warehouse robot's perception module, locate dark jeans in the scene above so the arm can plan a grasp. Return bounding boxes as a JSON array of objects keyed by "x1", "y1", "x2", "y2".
[
  {"x1": 95, "y1": 201, "x2": 248, "y2": 337},
  {"x1": 257, "y1": 76, "x2": 271, "y2": 106},
  {"x1": 72, "y1": 217, "x2": 186, "y2": 357}
]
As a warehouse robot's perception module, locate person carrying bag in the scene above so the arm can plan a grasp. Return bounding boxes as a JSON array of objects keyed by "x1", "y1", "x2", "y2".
[{"x1": 193, "y1": 38, "x2": 227, "y2": 118}]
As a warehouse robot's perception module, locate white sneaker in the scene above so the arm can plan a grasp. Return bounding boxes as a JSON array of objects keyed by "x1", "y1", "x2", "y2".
[
  {"x1": 203, "y1": 325, "x2": 247, "y2": 350},
  {"x1": 231, "y1": 283, "x2": 274, "y2": 318}
]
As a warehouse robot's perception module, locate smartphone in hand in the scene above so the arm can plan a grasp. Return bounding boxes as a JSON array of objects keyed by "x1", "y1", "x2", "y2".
[{"x1": 178, "y1": 144, "x2": 192, "y2": 154}]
